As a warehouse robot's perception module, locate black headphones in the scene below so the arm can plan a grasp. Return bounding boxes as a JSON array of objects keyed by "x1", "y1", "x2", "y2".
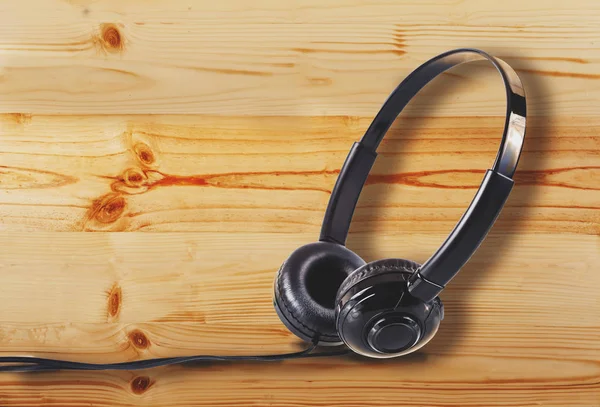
[
  {"x1": 0, "y1": 48, "x2": 526, "y2": 371},
  {"x1": 274, "y1": 48, "x2": 526, "y2": 358}
]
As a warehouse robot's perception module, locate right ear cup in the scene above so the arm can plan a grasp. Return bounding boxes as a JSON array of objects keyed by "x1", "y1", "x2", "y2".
[
  {"x1": 274, "y1": 242, "x2": 366, "y2": 345},
  {"x1": 335, "y1": 258, "x2": 444, "y2": 358},
  {"x1": 336, "y1": 258, "x2": 421, "y2": 305}
]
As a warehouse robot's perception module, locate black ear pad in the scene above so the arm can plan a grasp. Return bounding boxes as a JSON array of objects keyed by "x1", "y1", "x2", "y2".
[
  {"x1": 274, "y1": 242, "x2": 366, "y2": 345},
  {"x1": 336, "y1": 258, "x2": 421, "y2": 305}
]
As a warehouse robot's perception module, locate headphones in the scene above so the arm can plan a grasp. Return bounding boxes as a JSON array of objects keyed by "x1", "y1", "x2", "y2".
[
  {"x1": 273, "y1": 47, "x2": 526, "y2": 358},
  {"x1": 0, "y1": 48, "x2": 526, "y2": 371}
]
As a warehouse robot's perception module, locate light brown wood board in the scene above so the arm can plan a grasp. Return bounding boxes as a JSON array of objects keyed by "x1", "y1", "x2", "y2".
[{"x1": 0, "y1": 1, "x2": 599, "y2": 406}]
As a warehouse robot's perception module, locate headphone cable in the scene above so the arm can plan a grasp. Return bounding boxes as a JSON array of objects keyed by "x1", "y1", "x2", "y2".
[{"x1": 0, "y1": 339, "x2": 349, "y2": 372}]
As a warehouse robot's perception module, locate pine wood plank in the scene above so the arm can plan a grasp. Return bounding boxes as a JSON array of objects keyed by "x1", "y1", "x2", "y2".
[
  {"x1": 1, "y1": 1, "x2": 600, "y2": 114},
  {"x1": 0, "y1": 232, "x2": 597, "y2": 347},
  {"x1": 0, "y1": 355, "x2": 598, "y2": 407},
  {"x1": 1, "y1": 115, "x2": 598, "y2": 234}
]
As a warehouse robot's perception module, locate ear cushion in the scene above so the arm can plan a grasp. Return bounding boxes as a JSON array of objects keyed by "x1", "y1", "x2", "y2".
[
  {"x1": 274, "y1": 242, "x2": 366, "y2": 344},
  {"x1": 336, "y1": 258, "x2": 421, "y2": 305}
]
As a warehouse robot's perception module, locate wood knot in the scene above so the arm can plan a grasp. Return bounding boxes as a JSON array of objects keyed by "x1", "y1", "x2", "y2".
[
  {"x1": 111, "y1": 168, "x2": 155, "y2": 195},
  {"x1": 89, "y1": 193, "x2": 127, "y2": 224},
  {"x1": 107, "y1": 284, "x2": 121, "y2": 319},
  {"x1": 133, "y1": 143, "x2": 156, "y2": 166},
  {"x1": 131, "y1": 376, "x2": 153, "y2": 394},
  {"x1": 128, "y1": 329, "x2": 150, "y2": 350},
  {"x1": 122, "y1": 168, "x2": 147, "y2": 187},
  {"x1": 11, "y1": 113, "x2": 32, "y2": 125},
  {"x1": 100, "y1": 24, "x2": 123, "y2": 51}
]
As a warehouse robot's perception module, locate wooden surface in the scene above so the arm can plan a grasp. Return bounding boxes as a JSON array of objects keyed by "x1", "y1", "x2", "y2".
[{"x1": 0, "y1": 1, "x2": 599, "y2": 406}]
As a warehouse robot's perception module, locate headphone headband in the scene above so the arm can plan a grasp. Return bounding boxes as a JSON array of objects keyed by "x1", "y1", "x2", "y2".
[{"x1": 319, "y1": 48, "x2": 527, "y2": 302}]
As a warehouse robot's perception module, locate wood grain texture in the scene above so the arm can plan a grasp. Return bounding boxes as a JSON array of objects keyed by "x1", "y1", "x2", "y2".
[
  {"x1": 1, "y1": 0, "x2": 600, "y2": 115},
  {"x1": 1, "y1": 115, "x2": 598, "y2": 234},
  {"x1": 0, "y1": 232, "x2": 598, "y2": 405},
  {"x1": 1, "y1": 1, "x2": 599, "y2": 406}
]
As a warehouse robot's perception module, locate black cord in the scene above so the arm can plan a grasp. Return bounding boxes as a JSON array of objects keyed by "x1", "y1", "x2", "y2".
[{"x1": 0, "y1": 340, "x2": 349, "y2": 372}]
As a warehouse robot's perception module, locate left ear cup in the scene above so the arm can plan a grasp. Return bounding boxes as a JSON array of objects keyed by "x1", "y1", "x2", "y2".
[{"x1": 274, "y1": 242, "x2": 366, "y2": 345}]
